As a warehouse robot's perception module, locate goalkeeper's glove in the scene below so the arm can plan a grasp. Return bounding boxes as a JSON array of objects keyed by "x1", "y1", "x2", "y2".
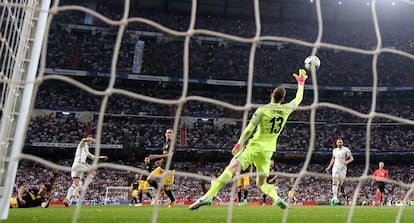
[
  {"x1": 293, "y1": 69, "x2": 308, "y2": 85},
  {"x1": 231, "y1": 143, "x2": 242, "y2": 156}
]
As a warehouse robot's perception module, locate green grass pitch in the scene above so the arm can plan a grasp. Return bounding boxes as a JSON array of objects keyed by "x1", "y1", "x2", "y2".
[{"x1": 5, "y1": 205, "x2": 414, "y2": 223}]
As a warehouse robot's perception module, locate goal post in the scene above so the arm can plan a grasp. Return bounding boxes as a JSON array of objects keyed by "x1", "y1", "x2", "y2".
[
  {"x1": 104, "y1": 186, "x2": 131, "y2": 205},
  {"x1": 0, "y1": 0, "x2": 51, "y2": 219}
]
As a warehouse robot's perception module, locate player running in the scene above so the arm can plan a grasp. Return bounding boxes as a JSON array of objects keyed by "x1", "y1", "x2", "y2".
[{"x1": 325, "y1": 138, "x2": 354, "y2": 206}]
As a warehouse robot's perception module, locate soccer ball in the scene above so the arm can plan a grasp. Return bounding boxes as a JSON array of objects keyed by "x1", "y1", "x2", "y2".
[{"x1": 304, "y1": 56, "x2": 320, "y2": 71}]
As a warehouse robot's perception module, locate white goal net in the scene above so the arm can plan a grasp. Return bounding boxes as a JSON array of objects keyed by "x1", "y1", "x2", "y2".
[
  {"x1": 0, "y1": 0, "x2": 51, "y2": 219},
  {"x1": 0, "y1": 0, "x2": 414, "y2": 223},
  {"x1": 104, "y1": 186, "x2": 130, "y2": 205}
]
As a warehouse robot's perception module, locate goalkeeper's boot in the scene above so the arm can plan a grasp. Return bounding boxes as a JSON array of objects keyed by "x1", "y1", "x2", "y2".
[
  {"x1": 243, "y1": 198, "x2": 248, "y2": 206},
  {"x1": 274, "y1": 198, "x2": 289, "y2": 209},
  {"x1": 188, "y1": 197, "x2": 213, "y2": 210}
]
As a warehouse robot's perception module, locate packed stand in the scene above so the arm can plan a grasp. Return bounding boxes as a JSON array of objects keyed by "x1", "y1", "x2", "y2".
[
  {"x1": 45, "y1": 6, "x2": 414, "y2": 87},
  {"x1": 13, "y1": 160, "x2": 414, "y2": 206}
]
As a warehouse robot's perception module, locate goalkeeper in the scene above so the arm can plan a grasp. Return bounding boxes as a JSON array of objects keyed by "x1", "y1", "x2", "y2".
[{"x1": 189, "y1": 69, "x2": 308, "y2": 210}]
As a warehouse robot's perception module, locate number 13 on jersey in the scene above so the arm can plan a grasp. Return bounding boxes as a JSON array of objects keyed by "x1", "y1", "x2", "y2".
[{"x1": 269, "y1": 116, "x2": 284, "y2": 134}]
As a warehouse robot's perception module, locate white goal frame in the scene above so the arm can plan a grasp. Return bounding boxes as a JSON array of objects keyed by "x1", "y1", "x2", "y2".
[
  {"x1": 0, "y1": 0, "x2": 51, "y2": 219},
  {"x1": 104, "y1": 186, "x2": 130, "y2": 205}
]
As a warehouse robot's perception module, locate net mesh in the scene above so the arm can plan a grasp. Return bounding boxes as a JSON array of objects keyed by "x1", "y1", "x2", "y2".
[{"x1": 1, "y1": 0, "x2": 414, "y2": 223}]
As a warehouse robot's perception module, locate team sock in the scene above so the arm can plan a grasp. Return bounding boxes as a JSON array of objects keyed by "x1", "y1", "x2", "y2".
[
  {"x1": 139, "y1": 192, "x2": 143, "y2": 203},
  {"x1": 376, "y1": 192, "x2": 381, "y2": 205},
  {"x1": 165, "y1": 190, "x2": 175, "y2": 202},
  {"x1": 332, "y1": 183, "x2": 338, "y2": 199},
  {"x1": 83, "y1": 175, "x2": 94, "y2": 190},
  {"x1": 204, "y1": 170, "x2": 232, "y2": 198},
  {"x1": 260, "y1": 183, "x2": 280, "y2": 201},
  {"x1": 65, "y1": 184, "x2": 76, "y2": 201}
]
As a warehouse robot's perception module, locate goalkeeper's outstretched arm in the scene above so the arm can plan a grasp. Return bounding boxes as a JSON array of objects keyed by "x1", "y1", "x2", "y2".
[{"x1": 290, "y1": 69, "x2": 308, "y2": 107}]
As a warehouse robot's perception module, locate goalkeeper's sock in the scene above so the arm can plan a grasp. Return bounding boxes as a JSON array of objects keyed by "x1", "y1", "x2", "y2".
[
  {"x1": 165, "y1": 190, "x2": 175, "y2": 202},
  {"x1": 263, "y1": 194, "x2": 267, "y2": 203},
  {"x1": 146, "y1": 192, "x2": 152, "y2": 199},
  {"x1": 204, "y1": 170, "x2": 232, "y2": 198},
  {"x1": 149, "y1": 180, "x2": 159, "y2": 190},
  {"x1": 260, "y1": 183, "x2": 280, "y2": 201},
  {"x1": 244, "y1": 190, "x2": 248, "y2": 200},
  {"x1": 238, "y1": 191, "x2": 242, "y2": 202}
]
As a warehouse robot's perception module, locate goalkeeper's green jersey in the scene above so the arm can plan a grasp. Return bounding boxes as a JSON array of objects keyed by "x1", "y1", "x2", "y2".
[{"x1": 237, "y1": 85, "x2": 304, "y2": 152}]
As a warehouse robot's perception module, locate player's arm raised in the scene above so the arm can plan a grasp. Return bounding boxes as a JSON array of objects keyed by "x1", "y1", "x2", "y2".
[{"x1": 291, "y1": 69, "x2": 308, "y2": 106}]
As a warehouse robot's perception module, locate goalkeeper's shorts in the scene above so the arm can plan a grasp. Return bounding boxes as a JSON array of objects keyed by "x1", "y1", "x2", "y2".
[{"x1": 236, "y1": 148, "x2": 273, "y2": 178}]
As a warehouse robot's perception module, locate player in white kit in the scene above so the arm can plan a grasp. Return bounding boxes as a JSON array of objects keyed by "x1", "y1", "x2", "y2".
[
  {"x1": 63, "y1": 135, "x2": 108, "y2": 207},
  {"x1": 325, "y1": 138, "x2": 354, "y2": 206}
]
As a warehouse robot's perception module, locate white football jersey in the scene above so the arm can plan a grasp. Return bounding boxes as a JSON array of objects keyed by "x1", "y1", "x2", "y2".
[
  {"x1": 72, "y1": 138, "x2": 95, "y2": 165},
  {"x1": 332, "y1": 146, "x2": 352, "y2": 168}
]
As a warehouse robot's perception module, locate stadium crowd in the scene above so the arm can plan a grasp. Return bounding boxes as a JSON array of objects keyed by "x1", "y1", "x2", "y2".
[
  {"x1": 34, "y1": 81, "x2": 413, "y2": 120},
  {"x1": 28, "y1": 80, "x2": 413, "y2": 152},
  {"x1": 25, "y1": 113, "x2": 413, "y2": 152},
  {"x1": 45, "y1": 4, "x2": 414, "y2": 87},
  {"x1": 14, "y1": 159, "x2": 414, "y2": 206}
]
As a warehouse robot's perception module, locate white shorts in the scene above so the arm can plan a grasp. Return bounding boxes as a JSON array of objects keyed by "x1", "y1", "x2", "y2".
[
  {"x1": 332, "y1": 166, "x2": 347, "y2": 184},
  {"x1": 71, "y1": 162, "x2": 92, "y2": 178}
]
